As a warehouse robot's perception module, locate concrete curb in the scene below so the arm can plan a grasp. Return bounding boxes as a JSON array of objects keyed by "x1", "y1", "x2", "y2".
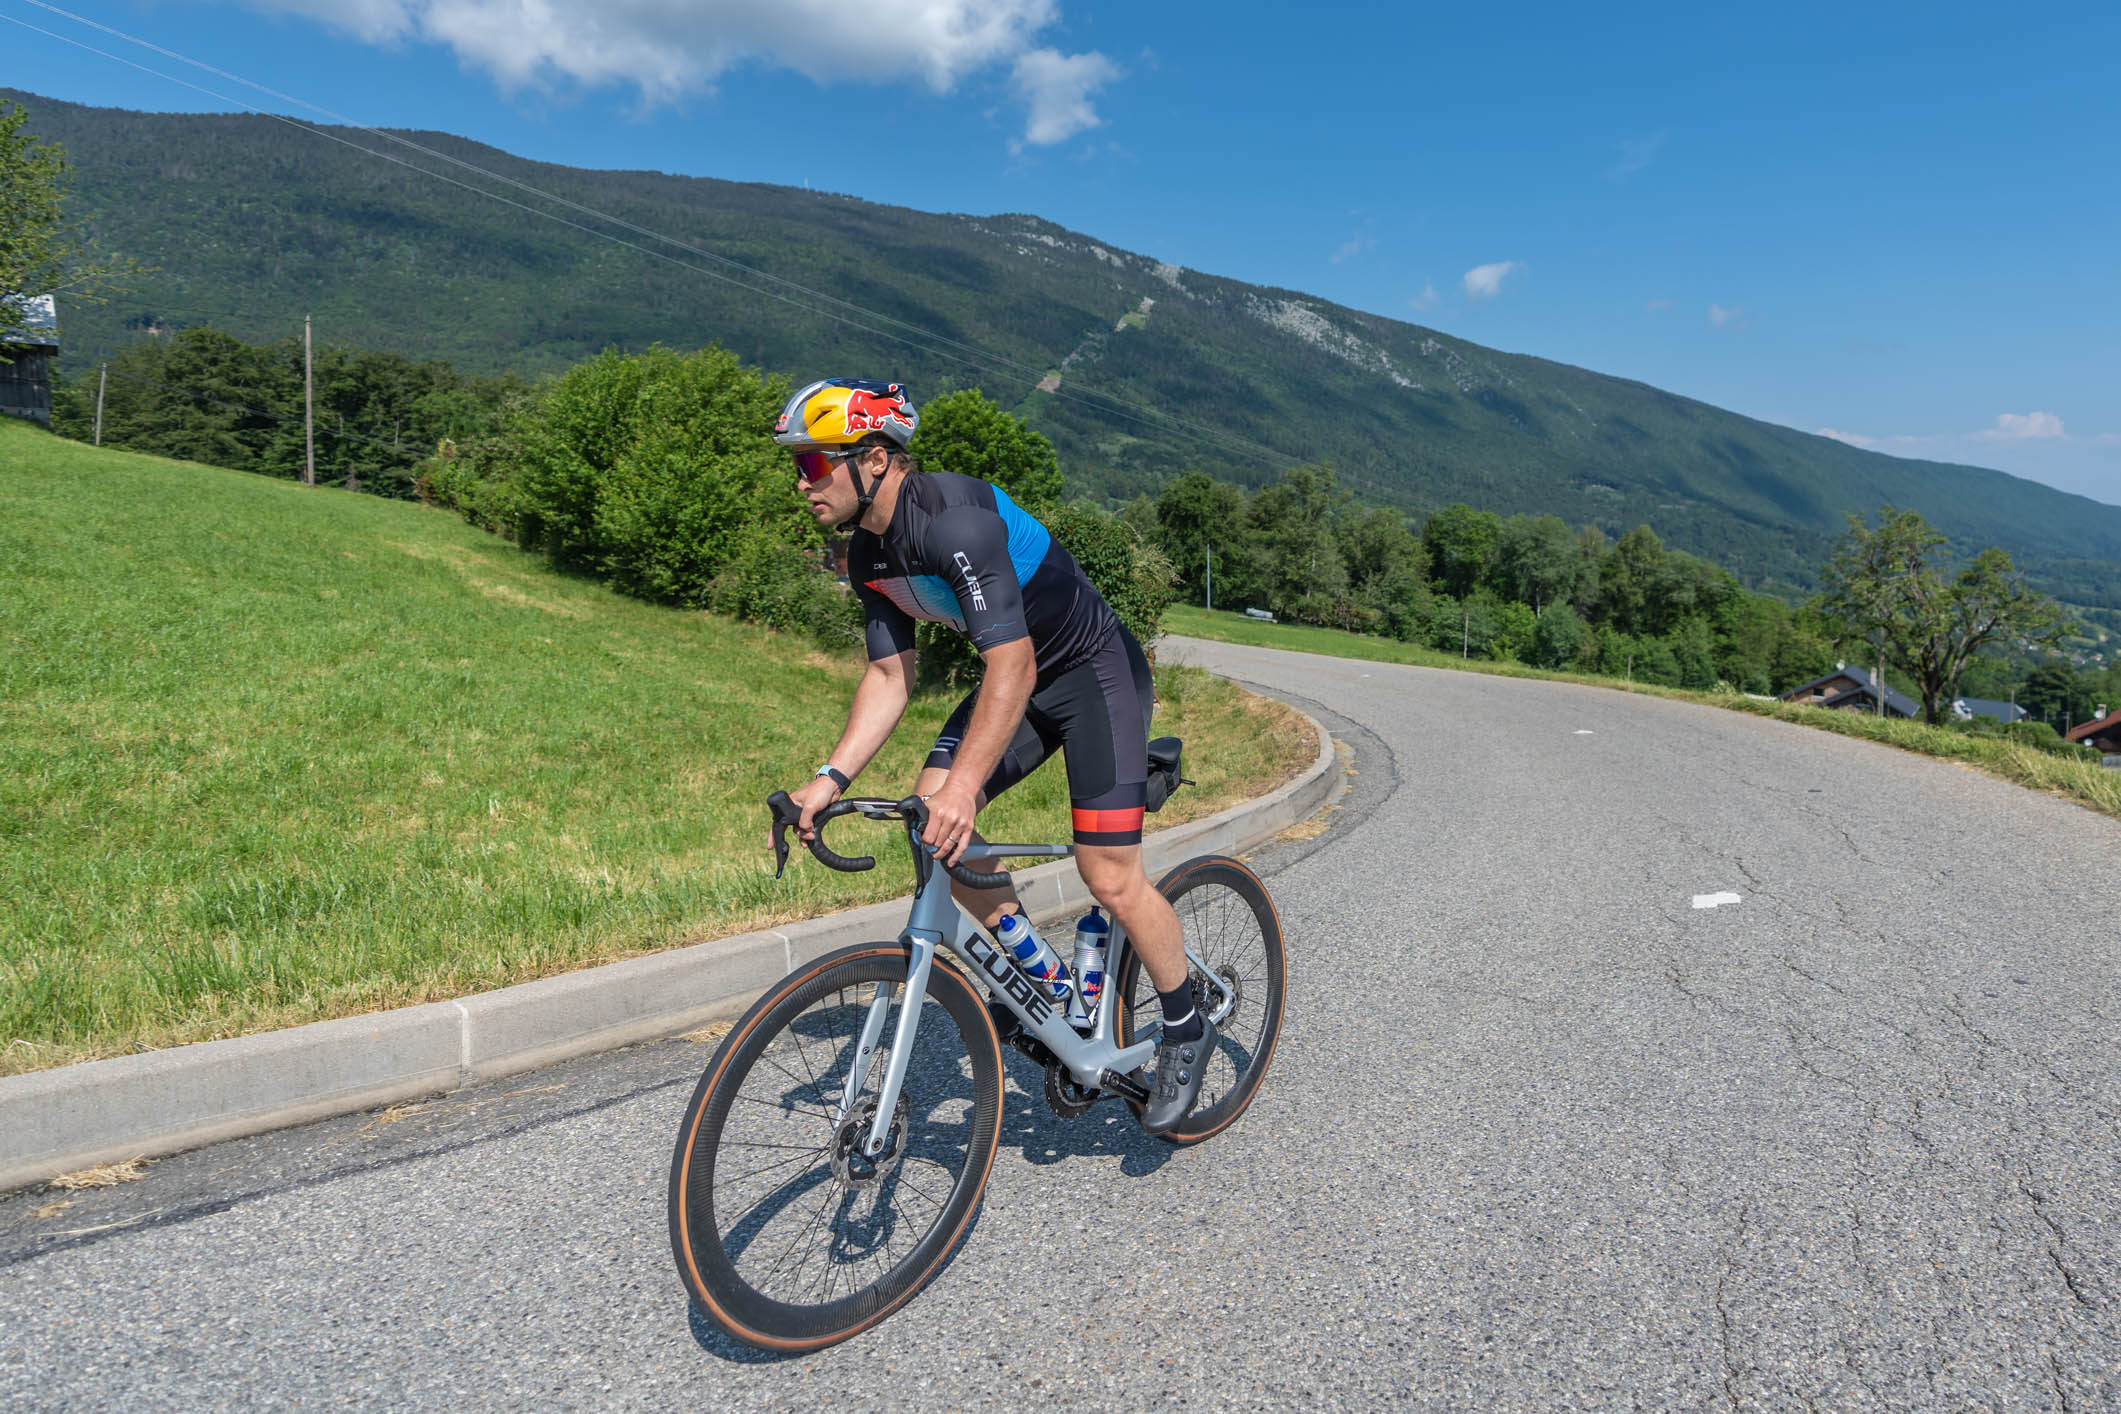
[{"x1": 1, "y1": 709, "x2": 1339, "y2": 1193}]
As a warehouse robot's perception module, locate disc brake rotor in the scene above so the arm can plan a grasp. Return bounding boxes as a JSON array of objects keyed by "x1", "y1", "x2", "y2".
[{"x1": 831, "y1": 1095, "x2": 910, "y2": 1186}]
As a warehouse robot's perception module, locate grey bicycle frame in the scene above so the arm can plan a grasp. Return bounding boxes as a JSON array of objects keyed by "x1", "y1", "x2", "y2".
[{"x1": 840, "y1": 840, "x2": 1235, "y2": 1157}]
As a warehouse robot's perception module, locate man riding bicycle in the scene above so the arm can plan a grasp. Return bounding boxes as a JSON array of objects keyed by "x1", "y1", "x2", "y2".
[{"x1": 773, "y1": 378, "x2": 1212, "y2": 1134}]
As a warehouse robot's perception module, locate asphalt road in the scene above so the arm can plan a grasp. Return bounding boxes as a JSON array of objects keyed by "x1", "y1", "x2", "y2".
[{"x1": 6, "y1": 636, "x2": 2120, "y2": 1411}]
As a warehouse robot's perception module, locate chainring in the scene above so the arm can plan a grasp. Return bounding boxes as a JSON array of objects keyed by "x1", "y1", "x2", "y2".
[{"x1": 1043, "y1": 1063, "x2": 1102, "y2": 1119}]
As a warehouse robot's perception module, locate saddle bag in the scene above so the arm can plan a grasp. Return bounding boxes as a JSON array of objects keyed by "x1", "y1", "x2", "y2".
[{"x1": 1143, "y1": 736, "x2": 1193, "y2": 814}]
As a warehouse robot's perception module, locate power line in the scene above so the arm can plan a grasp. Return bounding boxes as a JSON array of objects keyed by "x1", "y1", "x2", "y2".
[{"x1": 7, "y1": 1, "x2": 1306, "y2": 472}]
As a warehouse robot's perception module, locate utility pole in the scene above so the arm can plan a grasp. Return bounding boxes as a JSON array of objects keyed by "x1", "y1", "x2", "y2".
[
  {"x1": 1462, "y1": 607, "x2": 1470, "y2": 660},
  {"x1": 92, "y1": 363, "x2": 106, "y2": 446},
  {"x1": 303, "y1": 314, "x2": 316, "y2": 487},
  {"x1": 1204, "y1": 543, "x2": 1213, "y2": 612}
]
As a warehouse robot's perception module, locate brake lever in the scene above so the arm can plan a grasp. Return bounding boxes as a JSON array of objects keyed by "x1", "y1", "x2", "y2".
[{"x1": 766, "y1": 791, "x2": 802, "y2": 880}]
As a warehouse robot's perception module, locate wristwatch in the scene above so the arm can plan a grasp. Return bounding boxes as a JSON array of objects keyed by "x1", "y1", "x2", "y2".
[{"x1": 815, "y1": 764, "x2": 851, "y2": 792}]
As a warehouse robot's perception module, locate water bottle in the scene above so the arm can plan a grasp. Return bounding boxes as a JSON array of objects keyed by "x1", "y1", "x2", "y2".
[
  {"x1": 1064, "y1": 907, "x2": 1110, "y2": 1029},
  {"x1": 995, "y1": 911, "x2": 1072, "y2": 1008}
]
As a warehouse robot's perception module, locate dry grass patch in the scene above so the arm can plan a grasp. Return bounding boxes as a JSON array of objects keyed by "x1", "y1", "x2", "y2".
[{"x1": 49, "y1": 1158, "x2": 151, "y2": 1190}]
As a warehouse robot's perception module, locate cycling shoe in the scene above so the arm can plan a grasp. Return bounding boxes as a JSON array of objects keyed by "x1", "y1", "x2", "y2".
[{"x1": 1139, "y1": 1013, "x2": 1216, "y2": 1136}]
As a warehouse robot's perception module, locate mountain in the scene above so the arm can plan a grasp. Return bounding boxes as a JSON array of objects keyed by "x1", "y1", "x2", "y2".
[{"x1": 12, "y1": 89, "x2": 2121, "y2": 605}]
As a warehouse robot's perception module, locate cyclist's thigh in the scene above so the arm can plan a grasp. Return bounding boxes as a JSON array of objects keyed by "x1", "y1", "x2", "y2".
[{"x1": 925, "y1": 682, "x2": 1057, "y2": 802}]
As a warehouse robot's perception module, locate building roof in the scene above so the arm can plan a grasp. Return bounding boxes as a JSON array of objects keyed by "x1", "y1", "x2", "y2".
[
  {"x1": 1819, "y1": 681, "x2": 1922, "y2": 718},
  {"x1": 1787, "y1": 664, "x2": 1922, "y2": 717},
  {"x1": 0, "y1": 294, "x2": 59, "y2": 350},
  {"x1": 1782, "y1": 665, "x2": 1873, "y2": 700},
  {"x1": 1952, "y1": 697, "x2": 2029, "y2": 723},
  {"x1": 2064, "y1": 710, "x2": 2121, "y2": 745}
]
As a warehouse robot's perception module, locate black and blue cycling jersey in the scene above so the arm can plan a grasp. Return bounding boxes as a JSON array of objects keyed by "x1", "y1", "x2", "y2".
[
  {"x1": 851, "y1": 472, "x2": 1117, "y2": 677},
  {"x1": 851, "y1": 472, "x2": 1150, "y2": 846}
]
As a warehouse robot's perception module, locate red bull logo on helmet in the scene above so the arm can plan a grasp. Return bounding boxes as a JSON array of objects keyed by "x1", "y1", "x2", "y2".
[{"x1": 843, "y1": 385, "x2": 914, "y2": 436}]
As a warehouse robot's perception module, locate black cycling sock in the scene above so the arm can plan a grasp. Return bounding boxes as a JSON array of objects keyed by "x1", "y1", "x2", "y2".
[{"x1": 1157, "y1": 982, "x2": 1203, "y2": 1043}]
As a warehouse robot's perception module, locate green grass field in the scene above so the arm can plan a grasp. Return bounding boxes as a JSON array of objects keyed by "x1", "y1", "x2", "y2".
[
  {"x1": 1165, "y1": 604, "x2": 2121, "y2": 822},
  {"x1": 0, "y1": 421, "x2": 1313, "y2": 1073}
]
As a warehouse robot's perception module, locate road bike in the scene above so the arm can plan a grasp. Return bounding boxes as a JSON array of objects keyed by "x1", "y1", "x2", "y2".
[{"x1": 668, "y1": 742, "x2": 1286, "y2": 1352}]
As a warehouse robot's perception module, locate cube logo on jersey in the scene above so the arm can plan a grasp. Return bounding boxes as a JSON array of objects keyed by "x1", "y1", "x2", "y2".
[{"x1": 951, "y1": 552, "x2": 988, "y2": 611}]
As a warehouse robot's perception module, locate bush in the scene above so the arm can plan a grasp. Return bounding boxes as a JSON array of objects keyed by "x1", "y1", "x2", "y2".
[
  {"x1": 2004, "y1": 720, "x2": 2063, "y2": 748},
  {"x1": 1531, "y1": 604, "x2": 1586, "y2": 669},
  {"x1": 515, "y1": 345, "x2": 799, "y2": 604},
  {"x1": 707, "y1": 532, "x2": 862, "y2": 649}
]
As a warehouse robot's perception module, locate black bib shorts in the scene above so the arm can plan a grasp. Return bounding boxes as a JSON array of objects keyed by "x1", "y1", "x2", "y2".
[{"x1": 925, "y1": 625, "x2": 1155, "y2": 847}]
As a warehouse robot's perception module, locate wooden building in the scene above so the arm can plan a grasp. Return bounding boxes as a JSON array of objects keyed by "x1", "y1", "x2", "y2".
[
  {"x1": 0, "y1": 294, "x2": 60, "y2": 426},
  {"x1": 2064, "y1": 709, "x2": 2121, "y2": 760}
]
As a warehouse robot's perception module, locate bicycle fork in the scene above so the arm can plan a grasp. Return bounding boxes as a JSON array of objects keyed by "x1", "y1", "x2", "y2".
[{"x1": 838, "y1": 932, "x2": 939, "y2": 1158}]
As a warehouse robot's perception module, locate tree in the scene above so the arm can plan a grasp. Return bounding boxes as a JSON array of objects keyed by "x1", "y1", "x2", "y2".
[
  {"x1": 1530, "y1": 603, "x2": 1586, "y2": 669},
  {"x1": 2020, "y1": 660, "x2": 2089, "y2": 726},
  {"x1": 1250, "y1": 463, "x2": 1349, "y2": 617},
  {"x1": 908, "y1": 388, "x2": 1063, "y2": 510},
  {"x1": 1494, "y1": 514, "x2": 1584, "y2": 615},
  {"x1": 1, "y1": 101, "x2": 141, "y2": 348},
  {"x1": 1423, "y1": 504, "x2": 1501, "y2": 599},
  {"x1": 1817, "y1": 506, "x2": 2071, "y2": 725},
  {"x1": 1153, "y1": 471, "x2": 1249, "y2": 600},
  {"x1": 1599, "y1": 525, "x2": 1667, "y2": 636}
]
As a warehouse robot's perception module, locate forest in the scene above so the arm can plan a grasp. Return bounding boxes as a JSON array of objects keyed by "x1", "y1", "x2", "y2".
[{"x1": 44, "y1": 325, "x2": 2121, "y2": 733}]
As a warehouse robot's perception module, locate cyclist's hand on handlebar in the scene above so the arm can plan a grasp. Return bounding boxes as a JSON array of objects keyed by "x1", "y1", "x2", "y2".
[
  {"x1": 921, "y1": 779, "x2": 979, "y2": 867},
  {"x1": 786, "y1": 775, "x2": 841, "y2": 845}
]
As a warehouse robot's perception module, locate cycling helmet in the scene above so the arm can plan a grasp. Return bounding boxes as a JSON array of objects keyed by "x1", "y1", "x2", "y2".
[{"x1": 773, "y1": 379, "x2": 918, "y2": 451}]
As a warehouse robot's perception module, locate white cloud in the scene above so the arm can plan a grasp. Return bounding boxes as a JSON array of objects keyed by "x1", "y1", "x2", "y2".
[
  {"x1": 1612, "y1": 130, "x2": 1666, "y2": 176},
  {"x1": 1407, "y1": 280, "x2": 1440, "y2": 311},
  {"x1": 1462, "y1": 261, "x2": 1520, "y2": 300},
  {"x1": 1644, "y1": 298, "x2": 1673, "y2": 314},
  {"x1": 1979, "y1": 410, "x2": 2066, "y2": 440},
  {"x1": 1816, "y1": 427, "x2": 1879, "y2": 449},
  {"x1": 237, "y1": 0, "x2": 1115, "y2": 146},
  {"x1": 1707, "y1": 303, "x2": 1743, "y2": 328},
  {"x1": 1011, "y1": 47, "x2": 1121, "y2": 147},
  {"x1": 1331, "y1": 216, "x2": 1376, "y2": 265}
]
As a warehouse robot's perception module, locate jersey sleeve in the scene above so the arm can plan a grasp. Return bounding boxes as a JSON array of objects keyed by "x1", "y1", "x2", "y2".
[
  {"x1": 927, "y1": 504, "x2": 1030, "y2": 653},
  {"x1": 855, "y1": 578, "x2": 916, "y2": 661}
]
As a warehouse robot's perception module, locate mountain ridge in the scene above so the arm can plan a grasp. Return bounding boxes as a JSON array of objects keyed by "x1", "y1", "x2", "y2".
[{"x1": 9, "y1": 88, "x2": 2119, "y2": 605}]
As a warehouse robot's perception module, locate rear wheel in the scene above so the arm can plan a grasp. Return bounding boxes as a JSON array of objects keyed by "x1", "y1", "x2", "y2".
[
  {"x1": 1117, "y1": 855, "x2": 1287, "y2": 1144},
  {"x1": 669, "y1": 943, "x2": 1004, "y2": 1352}
]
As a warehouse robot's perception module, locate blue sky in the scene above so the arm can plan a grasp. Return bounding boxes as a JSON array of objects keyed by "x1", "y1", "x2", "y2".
[{"x1": 10, "y1": 0, "x2": 2119, "y2": 504}]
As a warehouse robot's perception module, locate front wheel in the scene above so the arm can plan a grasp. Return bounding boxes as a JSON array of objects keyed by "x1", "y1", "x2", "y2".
[
  {"x1": 668, "y1": 943, "x2": 1004, "y2": 1352},
  {"x1": 1117, "y1": 855, "x2": 1287, "y2": 1144}
]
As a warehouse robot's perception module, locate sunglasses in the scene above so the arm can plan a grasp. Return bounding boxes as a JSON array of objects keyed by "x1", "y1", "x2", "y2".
[{"x1": 791, "y1": 448, "x2": 858, "y2": 485}]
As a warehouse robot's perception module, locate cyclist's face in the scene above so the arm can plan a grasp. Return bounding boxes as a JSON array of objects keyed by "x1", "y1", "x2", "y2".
[
  {"x1": 797, "y1": 448, "x2": 880, "y2": 525},
  {"x1": 797, "y1": 452, "x2": 855, "y2": 525}
]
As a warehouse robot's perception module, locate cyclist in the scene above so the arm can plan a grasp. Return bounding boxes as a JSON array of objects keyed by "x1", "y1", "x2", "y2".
[{"x1": 773, "y1": 378, "x2": 1211, "y2": 1134}]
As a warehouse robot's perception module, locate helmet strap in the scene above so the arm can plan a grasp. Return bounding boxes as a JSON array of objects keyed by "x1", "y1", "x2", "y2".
[{"x1": 838, "y1": 449, "x2": 887, "y2": 532}]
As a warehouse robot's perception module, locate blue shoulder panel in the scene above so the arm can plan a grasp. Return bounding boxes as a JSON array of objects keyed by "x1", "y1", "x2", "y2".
[{"x1": 990, "y1": 487, "x2": 1053, "y2": 586}]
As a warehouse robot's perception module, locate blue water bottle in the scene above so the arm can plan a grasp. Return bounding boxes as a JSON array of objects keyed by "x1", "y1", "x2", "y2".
[
  {"x1": 995, "y1": 911, "x2": 1073, "y2": 1008},
  {"x1": 1064, "y1": 907, "x2": 1110, "y2": 1028}
]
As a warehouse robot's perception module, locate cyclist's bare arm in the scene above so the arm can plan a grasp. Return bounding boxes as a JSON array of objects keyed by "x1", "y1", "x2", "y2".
[
  {"x1": 789, "y1": 649, "x2": 914, "y2": 840},
  {"x1": 921, "y1": 637, "x2": 1034, "y2": 863}
]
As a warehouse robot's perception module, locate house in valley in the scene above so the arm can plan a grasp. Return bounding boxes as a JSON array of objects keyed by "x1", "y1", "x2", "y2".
[
  {"x1": 1950, "y1": 697, "x2": 2029, "y2": 724},
  {"x1": 2064, "y1": 708, "x2": 2121, "y2": 765},
  {"x1": 0, "y1": 294, "x2": 59, "y2": 426},
  {"x1": 1781, "y1": 664, "x2": 1920, "y2": 719}
]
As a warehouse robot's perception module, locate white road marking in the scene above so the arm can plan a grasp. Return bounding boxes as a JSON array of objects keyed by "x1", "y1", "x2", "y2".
[
  {"x1": 1692, "y1": 892, "x2": 1743, "y2": 910},
  {"x1": 1574, "y1": 730, "x2": 1595, "y2": 735}
]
